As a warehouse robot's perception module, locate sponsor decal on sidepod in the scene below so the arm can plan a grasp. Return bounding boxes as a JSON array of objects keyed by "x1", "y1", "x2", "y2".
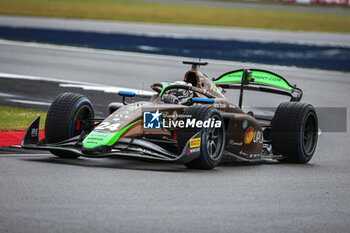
[
  {"x1": 187, "y1": 138, "x2": 201, "y2": 155},
  {"x1": 244, "y1": 127, "x2": 263, "y2": 144}
]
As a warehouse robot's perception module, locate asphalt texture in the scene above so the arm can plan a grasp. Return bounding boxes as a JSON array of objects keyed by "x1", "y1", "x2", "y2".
[{"x1": 0, "y1": 41, "x2": 350, "y2": 233}]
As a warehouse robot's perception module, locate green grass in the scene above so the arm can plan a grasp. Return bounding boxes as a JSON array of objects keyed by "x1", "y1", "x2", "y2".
[
  {"x1": 0, "y1": 0, "x2": 349, "y2": 33},
  {"x1": 0, "y1": 106, "x2": 46, "y2": 131}
]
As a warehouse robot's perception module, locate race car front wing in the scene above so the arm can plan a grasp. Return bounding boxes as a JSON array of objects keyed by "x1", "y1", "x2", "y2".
[{"x1": 21, "y1": 117, "x2": 201, "y2": 164}]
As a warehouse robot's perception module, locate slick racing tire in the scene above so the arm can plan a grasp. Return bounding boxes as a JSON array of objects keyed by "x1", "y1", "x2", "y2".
[
  {"x1": 178, "y1": 105, "x2": 225, "y2": 169},
  {"x1": 271, "y1": 102, "x2": 318, "y2": 163},
  {"x1": 45, "y1": 93, "x2": 95, "y2": 158}
]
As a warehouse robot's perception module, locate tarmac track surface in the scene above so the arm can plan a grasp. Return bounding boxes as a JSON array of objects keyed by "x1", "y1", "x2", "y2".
[{"x1": 0, "y1": 41, "x2": 350, "y2": 233}]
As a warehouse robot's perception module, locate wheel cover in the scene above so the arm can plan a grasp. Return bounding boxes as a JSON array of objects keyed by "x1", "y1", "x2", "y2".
[
  {"x1": 302, "y1": 112, "x2": 317, "y2": 156},
  {"x1": 205, "y1": 115, "x2": 223, "y2": 161}
]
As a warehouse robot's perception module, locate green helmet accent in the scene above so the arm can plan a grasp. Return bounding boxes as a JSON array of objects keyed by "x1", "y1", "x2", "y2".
[
  {"x1": 214, "y1": 70, "x2": 293, "y2": 90},
  {"x1": 158, "y1": 82, "x2": 172, "y2": 96}
]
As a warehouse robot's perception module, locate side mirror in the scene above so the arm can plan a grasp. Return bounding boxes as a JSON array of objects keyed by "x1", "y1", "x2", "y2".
[{"x1": 118, "y1": 91, "x2": 136, "y2": 105}]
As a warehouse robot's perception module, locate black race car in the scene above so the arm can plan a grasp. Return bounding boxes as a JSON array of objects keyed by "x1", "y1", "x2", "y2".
[{"x1": 22, "y1": 61, "x2": 318, "y2": 169}]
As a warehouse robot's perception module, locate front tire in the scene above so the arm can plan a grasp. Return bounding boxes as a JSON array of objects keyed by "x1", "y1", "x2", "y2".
[
  {"x1": 45, "y1": 93, "x2": 94, "y2": 158},
  {"x1": 271, "y1": 102, "x2": 318, "y2": 163},
  {"x1": 178, "y1": 105, "x2": 225, "y2": 169}
]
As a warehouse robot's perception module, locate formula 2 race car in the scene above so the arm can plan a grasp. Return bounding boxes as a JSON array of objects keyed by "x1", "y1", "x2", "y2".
[{"x1": 22, "y1": 61, "x2": 318, "y2": 169}]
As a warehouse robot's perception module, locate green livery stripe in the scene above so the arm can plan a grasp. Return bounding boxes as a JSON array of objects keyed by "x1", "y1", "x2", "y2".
[
  {"x1": 83, "y1": 120, "x2": 141, "y2": 148},
  {"x1": 215, "y1": 70, "x2": 293, "y2": 90},
  {"x1": 159, "y1": 83, "x2": 171, "y2": 96},
  {"x1": 215, "y1": 71, "x2": 243, "y2": 84},
  {"x1": 106, "y1": 120, "x2": 141, "y2": 146}
]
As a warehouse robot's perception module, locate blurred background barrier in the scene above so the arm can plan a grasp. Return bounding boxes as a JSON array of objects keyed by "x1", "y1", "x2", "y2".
[
  {"x1": 1, "y1": 26, "x2": 349, "y2": 72},
  {"x1": 269, "y1": 0, "x2": 350, "y2": 5}
]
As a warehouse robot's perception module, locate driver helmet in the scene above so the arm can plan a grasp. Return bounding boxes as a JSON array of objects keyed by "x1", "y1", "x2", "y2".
[{"x1": 168, "y1": 81, "x2": 193, "y2": 98}]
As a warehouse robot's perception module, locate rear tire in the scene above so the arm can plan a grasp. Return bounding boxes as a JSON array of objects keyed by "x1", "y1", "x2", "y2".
[
  {"x1": 178, "y1": 105, "x2": 225, "y2": 169},
  {"x1": 271, "y1": 102, "x2": 318, "y2": 163},
  {"x1": 45, "y1": 93, "x2": 94, "y2": 158}
]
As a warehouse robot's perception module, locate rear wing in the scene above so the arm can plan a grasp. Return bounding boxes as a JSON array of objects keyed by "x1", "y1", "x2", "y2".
[{"x1": 213, "y1": 69, "x2": 302, "y2": 106}]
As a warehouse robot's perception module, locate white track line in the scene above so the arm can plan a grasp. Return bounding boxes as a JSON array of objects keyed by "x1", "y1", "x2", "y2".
[
  {"x1": 7, "y1": 99, "x2": 51, "y2": 106},
  {"x1": 0, "y1": 71, "x2": 155, "y2": 96}
]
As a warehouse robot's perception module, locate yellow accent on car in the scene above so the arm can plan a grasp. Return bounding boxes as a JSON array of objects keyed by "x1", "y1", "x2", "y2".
[
  {"x1": 244, "y1": 127, "x2": 254, "y2": 144},
  {"x1": 190, "y1": 138, "x2": 201, "y2": 148}
]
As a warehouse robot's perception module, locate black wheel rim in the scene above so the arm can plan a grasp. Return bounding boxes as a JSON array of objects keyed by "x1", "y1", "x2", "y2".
[
  {"x1": 302, "y1": 112, "x2": 317, "y2": 156},
  {"x1": 205, "y1": 115, "x2": 223, "y2": 161}
]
